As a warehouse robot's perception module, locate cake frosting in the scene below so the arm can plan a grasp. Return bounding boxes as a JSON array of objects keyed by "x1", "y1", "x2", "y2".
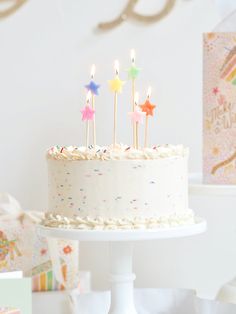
[
  {"x1": 47, "y1": 144, "x2": 188, "y2": 161},
  {"x1": 43, "y1": 144, "x2": 195, "y2": 230}
]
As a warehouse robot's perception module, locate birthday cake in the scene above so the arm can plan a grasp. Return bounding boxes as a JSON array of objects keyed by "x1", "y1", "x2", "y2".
[
  {"x1": 43, "y1": 52, "x2": 195, "y2": 230},
  {"x1": 43, "y1": 144, "x2": 195, "y2": 230}
]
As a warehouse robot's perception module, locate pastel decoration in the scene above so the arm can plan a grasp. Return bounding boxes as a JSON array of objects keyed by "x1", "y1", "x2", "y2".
[
  {"x1": 81, "y1": 91, "x2": 95, "y2": 148},
  {"x1": 128, "y1": 49, "x2": 141, "y2": 147},
  {"x1": 140, "y1": 100, "x2": 156, "y2": 116},
  {"x1": 0, "y1": 308, "x2": 21, "y2": 314},
  {"x1": 85, "y1": 65, "x2": 99, "y2": 147},
  {"x1": 31, "y1": 259, "x2": 67, "y2": 292},
  {"x1": 81, "y1": 105, "x2": 95, "y2": 121},
  {"x1": 128, "y1": 105, "x2": 146, "y2": 124},
  {"x1": 85, "y1": 81, "x2": 100, "y2": 96},
  {"x1": 203, "y1": 33, "x2": 236, "y2": 184},
  {"x1": 108, "y1": 76, "x2": 125, "y2": 93},
  {"x1": 128, "y1": 92, "x2": 145, "y2": 149},
  {"x1": 127, "y1": 64, "x2": 141, "y2": 80}
]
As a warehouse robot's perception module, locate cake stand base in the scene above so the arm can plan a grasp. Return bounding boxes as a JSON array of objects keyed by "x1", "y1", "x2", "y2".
[{"x1": 38, "y1": 218, "x2": 206, "y2": 314}]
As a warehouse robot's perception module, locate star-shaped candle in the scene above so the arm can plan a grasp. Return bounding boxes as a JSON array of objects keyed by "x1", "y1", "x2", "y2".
[
  {"x1": 81, "y1": 103, "x2": 95, "y2": 121},
  {"x1": 128, "y1": 49, "x2": 141, "y2": 80},
  {"x1": 140, "y1": 87, "x2": 156, "y2": 148},
  {"x1": 108, "y1": 60, "x2": 125, "y2": 146},
  {"x1": 81, "y1": 91, "x2": 95, "y2": 148},
  {"x1": 128, "y1": 49, "x2": 141, "y2": 147},
  {"x1": 85, "y1": 65, "x2": 100, "y2": 147},
  {"x1": 128, "y1": 92, "x2": 145, "y2": 149}
]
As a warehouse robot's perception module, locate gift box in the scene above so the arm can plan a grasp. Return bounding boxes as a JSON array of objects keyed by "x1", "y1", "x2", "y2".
[
  {"x1": 0, "y1": 194, "x2": 33, "y2": 273},
  {"x1": 0, "y1": 194, "x2": 84, "y2": 292},
  {"x1": 203, "y1": 32, "x2": 236, "y2": 184},
  {"x1": 31, "y1": 235, "x2": 79, "y2": 292}
]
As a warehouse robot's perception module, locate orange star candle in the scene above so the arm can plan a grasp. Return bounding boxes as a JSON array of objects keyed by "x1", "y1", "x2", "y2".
[
  {"x1": 108, "y1": 60, "x2": 125, "y2": 147},
  {"x1": 140, "y1": 87, "x2": 156, "y2": 148}
]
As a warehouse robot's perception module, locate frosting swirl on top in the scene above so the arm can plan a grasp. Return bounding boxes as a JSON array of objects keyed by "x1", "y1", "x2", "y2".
[{"x1": 46, "y1": 144, "x2": 189, "y2": 161}]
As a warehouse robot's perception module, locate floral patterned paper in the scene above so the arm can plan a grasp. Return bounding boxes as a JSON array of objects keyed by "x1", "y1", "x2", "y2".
[
  {"x1": 0, "y1": 212, "x2": 79, "y2": 292},
  {"x1": 203, "y1": 33, "x2": 236, "y2": 184}
]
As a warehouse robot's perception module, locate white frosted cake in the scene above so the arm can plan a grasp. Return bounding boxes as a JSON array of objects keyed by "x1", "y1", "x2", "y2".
[{"x1": 43, "y1": 144, "x2": 195, "y2": 230}]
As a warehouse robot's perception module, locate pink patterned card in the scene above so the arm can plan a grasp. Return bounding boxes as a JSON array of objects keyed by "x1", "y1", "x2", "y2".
[
  {"x1": 0, "y1": 308, "x2": 20, "y2": 314},
  {"x1": 203, "y1": 33, "x2": 236, "y2": 184}
]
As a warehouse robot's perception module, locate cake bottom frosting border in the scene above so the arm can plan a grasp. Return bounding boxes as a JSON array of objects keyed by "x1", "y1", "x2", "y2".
[{"x1": 42, "y1": 211, "x2": 196, "y2": 230}]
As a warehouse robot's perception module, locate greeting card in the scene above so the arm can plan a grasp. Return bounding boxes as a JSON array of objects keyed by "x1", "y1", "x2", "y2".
[{"x1": 203, "y1": 33, "x2": 236, "y2": 184}]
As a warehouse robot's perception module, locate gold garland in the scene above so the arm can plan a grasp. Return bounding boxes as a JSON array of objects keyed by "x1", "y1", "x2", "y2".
[
  {"x1": 98, "y1": 0, "x2": 176, "y2": 31},
  {"x1": 0, "y1": 0, "x2": 27, "y2": 19}
]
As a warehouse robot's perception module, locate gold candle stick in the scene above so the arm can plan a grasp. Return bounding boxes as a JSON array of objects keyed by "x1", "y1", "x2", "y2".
[
  {"x1": 90, "y1": 65, "x2": 97, "y2": 147},
  {"x1": 81, "y1": 91, "x2": 95, "y2": 149},
  {"x1": 140, "y1": 87, "x2": 156, "y2": 148},
  {"x1": 144, "y1": 115, "x2": 148, "y2": 148},
  {"x1": 128, "y1": 49, "x2": 141, "y2": 147},
  {"x1": 113, "y1": 91, "x2": 118, "y2": 146},
  {"x1": 109, "y1": 60, "x2": 125, "y2": 148}
]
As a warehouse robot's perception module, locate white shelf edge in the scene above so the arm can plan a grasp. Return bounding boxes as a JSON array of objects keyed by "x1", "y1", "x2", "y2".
[{"x1": 189, "y1": 173, "x2": 236, "y2": 196}]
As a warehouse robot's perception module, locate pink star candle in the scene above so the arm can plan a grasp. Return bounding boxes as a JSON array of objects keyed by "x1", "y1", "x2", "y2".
[
  {"x1": 85, "y1": 64, "x2": 99, "y2": 147},
  {"x1": 128, "y1": 92, "x2": 145, "y2": 149},
  {"x1": 81, "y1": 91, "x2": 95, "y2": 148}
]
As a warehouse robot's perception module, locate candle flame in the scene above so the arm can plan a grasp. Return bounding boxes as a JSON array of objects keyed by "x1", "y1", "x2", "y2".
[
  {"x1": 114, "y1": 60, "x2": 119, "y2": 75},
  {"x1": 90, "y1": 64, "x2": 96, "y2": 79},
  {"x1": 147, "y1": 87, "x2": 152, "y2": 99},
  {"x1": 130, "y1": 49, "x2": 135, "y2": 64},
  {"x1": 86, "y1": 90, "x2": 92, "y2": 103},
  {"x1": 134, "y1": 92, "x2": 139, "y2": 105}
]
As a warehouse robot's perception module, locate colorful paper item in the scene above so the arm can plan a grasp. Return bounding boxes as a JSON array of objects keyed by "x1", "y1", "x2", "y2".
[
  {"x1": 32, "y1": 259, "x2": 67, "y2": 292},
  {"x1": 0, "y1": 308, "x2": 20, "y2": 314},
  {"x1": 203, "y1": 33, "x2": 236, "y2": 184}
]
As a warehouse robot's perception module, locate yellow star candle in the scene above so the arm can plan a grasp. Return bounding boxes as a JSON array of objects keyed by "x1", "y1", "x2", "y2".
[
  {"x1": 140, "y1": 87, "x2": 156, "y2": 148},
  {"x1": 108, "y1": 60, "x2": 125, "y2": 147}
]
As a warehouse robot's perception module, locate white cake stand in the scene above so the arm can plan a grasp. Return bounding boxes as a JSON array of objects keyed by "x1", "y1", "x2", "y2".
[
  {"x1": 38, "y1": 218, "x2": 206, "y2": 314},
  {"x1": 189, "y1": 173, "x2": 236, "y2": 303}
]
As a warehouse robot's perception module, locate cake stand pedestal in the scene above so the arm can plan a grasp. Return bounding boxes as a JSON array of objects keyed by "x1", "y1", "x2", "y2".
[
  {"x1": 189, "y1": 173, "x2": 236, "y2": 303},
  {"x1": 38, "y1": 219, "x2": 206, "y2": 314}
]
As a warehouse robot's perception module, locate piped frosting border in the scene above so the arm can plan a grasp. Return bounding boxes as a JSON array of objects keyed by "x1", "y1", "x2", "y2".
[
  {"x1": 47, "y1": 144, "x2": 189, "y2": 161},
  {"x1": 42, "y1": 211, "x2": 195, "y2": 230}
]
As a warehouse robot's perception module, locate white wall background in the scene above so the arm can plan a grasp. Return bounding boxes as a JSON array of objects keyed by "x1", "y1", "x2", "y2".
[{"x1": 0, "y1": 0, "x2": 235, "y2": 298}]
